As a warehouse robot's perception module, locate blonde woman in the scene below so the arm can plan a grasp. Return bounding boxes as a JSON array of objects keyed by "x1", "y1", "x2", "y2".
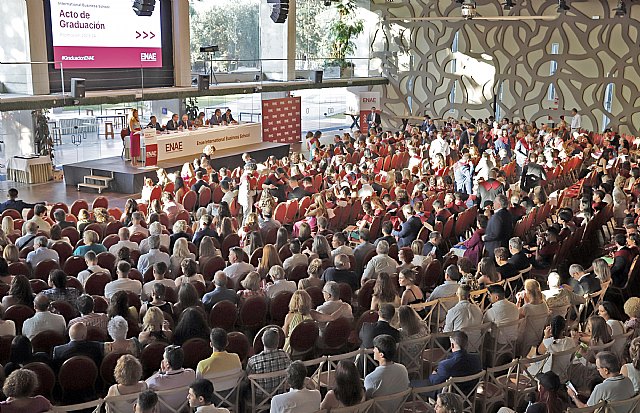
[
  {"x1": 129, "y1": 109, "x2": 142, "y2": 167},
  {"x1": 592, "y1": 258, "x2": 612, "y2": 283},
  {"x1": 237, "y1": 271, "x2": 266, "y2": 303},
  {"x1": 1, "y1": 216, "x2": 17, "y2": 237},
  {"x1": 138, "y1": 306, "x2": 172, "y2": 346},
  {"x1": 170, "y1": 238, "x2": 195, "y2": 278},
  {"x1": 283, "y1": 290, "x2": 314, "y2": 353},
  {"x1": 105, "y1": 354, "x2": 147, "y2": 413},
  {"x1": 622, "y1": 337, "x2": 640, "y2": 393},
  {"x1": 77, "y1": 209, "x2": 92, "y2": 233},
  {"x1": 73, "y1": 230, "x2": 107, "y2": 256},
  {"x1": 3, "y1": 244, "x2": 19, "y2": 264},
  {"x1": 516, "y1": 279, "x2": 549, "y2": 356},
  {"x1": 170, "y1": 220, "x2": 192, "y2": 252},
  {"x1": 239, "y1": 213, "x2": 260, "y2": 243},
  {"x1": 298, "y1": 258, "x2": 324, "y2": 290}
]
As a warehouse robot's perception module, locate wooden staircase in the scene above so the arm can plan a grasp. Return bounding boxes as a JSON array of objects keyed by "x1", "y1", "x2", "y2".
[{"x1": 77, "y1": 170, "x2": 114, "y2": 193}]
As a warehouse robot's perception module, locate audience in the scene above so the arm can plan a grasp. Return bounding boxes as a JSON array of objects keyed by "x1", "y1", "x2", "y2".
[
  {"x1": 364, "y1": 334, "x2": 410, "y2": 411},
  {"x1": 0, "y1": 369, "x2": 52, "y2": 412},
  {"x1": 146, "y1": 345, "x2": 196, "y2": 412}
]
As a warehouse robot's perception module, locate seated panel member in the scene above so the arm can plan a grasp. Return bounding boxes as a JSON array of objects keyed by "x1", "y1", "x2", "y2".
[
  {"x1": 209, "y1": 109, "x2": 223, "y2": 126},
  {"x1": 165, "y1": 113, "x2": 179, "y2": 131},
  {"x1": 221, "y1": 109, "x2": 238, "y2": 125},
  {"x1": 146, "y1": 115, "x2": 165, "y2": 132},
  {"x1": 178, "y1": 114, "x2": 191, "y2": 129}
]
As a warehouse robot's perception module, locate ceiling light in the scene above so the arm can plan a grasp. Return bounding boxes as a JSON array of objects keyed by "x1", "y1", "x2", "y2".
[
  {"x1": 557, "y1": 0, "x2": 570, "y2": 12},
  {"x1": 503, "y1": 0, "x2": 515, "y2": 10},
  {"x1": 613, "y1": 0, "x2": 626, "y2": 16}
]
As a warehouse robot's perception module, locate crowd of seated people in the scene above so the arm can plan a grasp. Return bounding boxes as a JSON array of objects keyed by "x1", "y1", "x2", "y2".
[{"x1": 1, "y1": 115, "x2": 640, "y2": 413}]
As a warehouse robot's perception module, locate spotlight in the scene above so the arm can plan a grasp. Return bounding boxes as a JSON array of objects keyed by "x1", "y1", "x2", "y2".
[
  {"x1": 613, "y1": 0, "x2": 626, "y2": 16},
  {"x1": 503, "y1": 0, "x2": 515, "y2": 10},
  {"x1": 557, "y1": 0, "x2": 570, "y2": 12}
]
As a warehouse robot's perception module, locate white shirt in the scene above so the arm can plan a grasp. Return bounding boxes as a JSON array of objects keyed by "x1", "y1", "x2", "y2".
[
  {"x1": 26, "y1": 247, "x2": 59, "y2": 268},
  {"x1": 265, "y1": 280, "x2": 297, "y2": 299},
  {"x1": 362, "y1": 254, "x2": 398, "y2": 281},
  {"x1": 223, "y1": 262, "x2": 255, "y2": 281},
  {"x1": 128, "y1": 224, "x2": 149, "y2": 236},
  {"x1": 104, "y1": 278, "x2": 142, "y2": 300},
  {"x1": 78, "y1": 264, "x2": 109, "y2": 286},
  {"x1": 444, "y1": 300, "x2": 483, "y2": 333},
  {"x1": 139, "y1": 234, "x2": 171, "y2": 254},
  {"x1": 22, "y1": 311, "x2": 66, "y2": 339},
  {"x1": 141, "y1": 279, "x2": 177, "y2": 301},
  {"x1": 571, "y1": 113, "x2": 582, "y2": 130},
  {"x1": 429, "y1": 136, "x2": 450, "y2": 159},
  {"x1": 270, "y1": 388, "x2": 321, "y2": 413},
  {"x1": 483, "y1": 299, "x2": 520, "y2": 343},
  {"x1": 137, "y1": 249, "x2": 171, "y2": 274},
  {"x1": 283, "y1": 254, "x2": 308, "y2": 272},
  {"x1": 331, "y1": 245, "x2": 354, "y2": 258},
  {"x1": 109, "y1": 240, "x2": 139, "y2": 256}
]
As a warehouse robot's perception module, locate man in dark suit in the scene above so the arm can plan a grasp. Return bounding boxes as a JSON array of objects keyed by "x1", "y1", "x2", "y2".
[
  {"x1": 360, "y1": 304, "x2": 400, "y2": 349},
  {"x1": 569, "y1": 264, "x2": 601, "y2": 295},
  {"x1": 209, "y1": 109, "x2": 223, "y2": 126},
  {"x1": 146, "y1": 115, "x2": 165, "y2": 131},
  {"x1": 322, "y1": 254, "x2": 359, "y2": 293},
  {"x1": 366, "y1": 107, "x2": 381, "y2": 131},
  {"x1": 459, "y1": 124, "x2": 475, "y2": 148},
  {"x1": 508, "y1": 237, "x2": 531, "y2": 271},
  {"x1": 178, "y1": 114, "x2": 191, "y2": 129},
  {"x1": 423, "y1": 231, "x2": 446, "y2": 263},
  {"x1": 483, "y1": 195, "x2": 514, "y2": 258},
  {"x1": 0, "y1": 188, "x2": 39, "y2": 213},
  {"x1": 354, "y1": 229, "x2": 376, "y2": 277},
  {"x1": 52, "y1": 322, "x2": 103, "y2": 370},
  {"x1": 410, "y1": 331, "x2": 482, "y2": 394},
  {"x1": 611, "y1": 233, "x2": 634, "y2": 287},
  {"x1": 202, "y1": 272, "x2": 238, "y2": 311},
  {"x1": 165, "y1": 114, "x2": 179, "y2": 131},
  {"x1": 392, "y1": 205, "x2": 423, "y2": 248},
  {"x1": 190, "y1": 171, "x2": 208, "y2": 193},
  {"x1": 221, "y1": 109, "x2": 237, "y2": 125}
]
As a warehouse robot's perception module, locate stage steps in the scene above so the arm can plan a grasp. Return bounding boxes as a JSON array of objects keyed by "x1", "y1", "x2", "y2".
[{"x1": 77, "y1": 170, "x2": 114, "y2": 194}]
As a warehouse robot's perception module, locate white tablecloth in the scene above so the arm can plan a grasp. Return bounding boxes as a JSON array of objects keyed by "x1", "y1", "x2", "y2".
[{"x1": 7, "y1": 156, "x2": 53, "y2": 183}]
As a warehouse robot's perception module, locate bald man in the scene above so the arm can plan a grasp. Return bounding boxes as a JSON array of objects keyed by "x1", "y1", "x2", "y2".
[
  {"x1": 202, "y1": 271, "x2": 237, "y2": 312},
  {"x1": 22, "y1": 294, "x2": 66, "y2": 339},
  {"x1": 52, "y1": 322, "x2": 103, "y2": 371}
]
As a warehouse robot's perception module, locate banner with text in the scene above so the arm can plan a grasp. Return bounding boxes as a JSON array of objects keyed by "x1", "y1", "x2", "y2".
[
  {"x1": 359, "y1": 92, "x2": 381, "y2": 134},
  {"x1": 49, "y1": 0, "x2": 163, "y2": 69},
  {"x1": 261, "y1": 97, "x2": 302, "y2": 144}
]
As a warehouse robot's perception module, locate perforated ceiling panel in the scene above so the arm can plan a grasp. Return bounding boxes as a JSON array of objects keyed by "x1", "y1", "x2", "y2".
[{"x1": 370, "y1": 0, "x2": 640, "y2": 134}]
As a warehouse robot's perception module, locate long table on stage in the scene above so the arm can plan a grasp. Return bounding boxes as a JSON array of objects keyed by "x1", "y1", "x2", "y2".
[{"x1": 63, "y1": 140, "x2": 290, "y2": 194}]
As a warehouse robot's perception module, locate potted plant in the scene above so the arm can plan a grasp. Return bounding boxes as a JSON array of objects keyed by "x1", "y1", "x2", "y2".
[{"x1": 327, "y1": 0, "x2": 364, "y2": 77}]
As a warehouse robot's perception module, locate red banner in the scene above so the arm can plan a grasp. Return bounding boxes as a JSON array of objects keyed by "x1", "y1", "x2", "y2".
[
  {"x1": 261, "y1": 97, "x2": 302, "y2": 143},
  {"x1": 145, "y1": 144, "x2": 158, "y2": 167}
]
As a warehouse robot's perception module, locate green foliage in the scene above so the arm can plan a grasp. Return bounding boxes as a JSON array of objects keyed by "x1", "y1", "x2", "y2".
[
  {"x1": 189, "y1": 1, "x2": 260, "y2": 71},
  {"x1": 296, "y1": 0, "x2": 329, "y2": 61},
  {"x1": 327, "y1": 0, "x2": 364, "y2": 68}
]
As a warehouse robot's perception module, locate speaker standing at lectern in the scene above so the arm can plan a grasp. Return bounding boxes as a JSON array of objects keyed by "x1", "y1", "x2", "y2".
[
  {"x1": 129, "y1": 109, "x2": 142, "y2": 167},
  {"x1": 367, "y1": 107, "x2": 381, "y2": 131}
]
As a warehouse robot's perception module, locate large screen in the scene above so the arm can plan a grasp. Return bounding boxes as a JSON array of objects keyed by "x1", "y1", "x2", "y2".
[{"x1": 49, "y1": 0, "x2": 163, "y2": 69}]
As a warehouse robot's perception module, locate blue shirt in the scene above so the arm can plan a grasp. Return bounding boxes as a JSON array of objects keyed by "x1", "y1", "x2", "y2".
[{"x1": 73, "y1": 243, "x2": 107, "y2": 257}]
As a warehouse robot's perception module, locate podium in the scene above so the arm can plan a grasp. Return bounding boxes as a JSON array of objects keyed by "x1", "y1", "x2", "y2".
[{"x1": 142, "y1": 128, "x2": 158, "y2": 167}]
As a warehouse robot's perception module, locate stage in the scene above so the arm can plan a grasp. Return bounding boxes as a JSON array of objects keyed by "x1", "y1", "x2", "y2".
[{"x1": 62, "y1": 141, "x2": 291, "y2": 194}]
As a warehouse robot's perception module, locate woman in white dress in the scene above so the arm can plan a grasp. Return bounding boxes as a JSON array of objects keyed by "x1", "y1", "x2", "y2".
[{"x1": 517, "y1": 279, "x2": 549, "y2": 356}]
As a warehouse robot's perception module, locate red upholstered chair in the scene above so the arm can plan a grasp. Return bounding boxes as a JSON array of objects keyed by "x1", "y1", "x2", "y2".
[
  {"x1": 338, "y1": 283, "x2": 353, "y2": 304},
  {"x1": 349, "y1": 310, "x2": 378, "y2": 347},
  {"x1": 164, "y1": 287, "x2": 178, "y2": 303},
  {"x1": 129, "y1": 232, "x2": 145, "y2": 245},
  {"x1": 61, "y1": 227, "x2": 80, "y2": 246},
  {"x1": 49, "y1": 202, "x2": 69, "y2": 219},
  {"x1": 63, "y1": 255, "x2": 88, "y2": 277},
  {"x1": 59, "y1": 356, "x2": 98, "y2": 403},
  {"x1": 24, "y1": 362, "x2": 56, "y2": 399},
  {"x1": 29, "y1": 279, "x2": 48, "y2": 294},
  {"x1": 104, "y1": 221, "x2": 123, "y2": 237},
  {"x1": 129, "y1": 268, "x2": 143, "y2": 283},
  {"x1": 306, "y1": 286, "x2": 324, "y2": 309},
  {"x1": 286, "y1": 264, "x2": 308, "y2": 284},
  {"x1": 253, "y1": 325, "x2": 285, "y2": 355},
  {"x1": 269, "y1": 291, "x2": 293, "y2": 326},
  {"x1": 102, "y1": 234, "x2": 120, "y2": 250},
  {"x1": 97, "y1": 252, "x2": 117, "y2": 276},
  {"x1": 357, "y1": 280, "x2": 375, "y2": 312},
  {"x1": 86, "y1": 325, "x2": 109, "y2": 342},
  {"x1": 84, "y1": 223, "x2": 105, "y2": 241},
  {"x1": 238, "y1": 296, "x2": 268, "y2": 332},
  {"x1": 221, "y1": 234, "x2": 240, "y2": 260},
  {"x1": 278, "y1": 244, "x2": 292, "y2": 262},
  {"x1": 182, "y1": 190, "x2": 197, "y2": 212},
  {"x1": 200, "y1": 256, "x2": 226, "y2": 279},
  {"x1": 149, "y1": 186, "x2": 163, "y2": 202},
  {"x1": 92, "y1": 295, "x2": 109, "y2": 313},
  {"x1": 264, "y1": 227, "x2": 278, "y2": 245},
  {"x1": 33, "y1": 259, "x2": 61, "y2": 282},
  {"x1": 31, "y1": 330, "x2": 67, "y2": 355},
  {"x1": 249, "y1": 247, "x2": 263, "y2": 267},
  {"x1": 0, "y1": 335, "x2": 12, "y2": 365},
  {"x1": 209, "y1": 300, "x2": 238, "y2": 331},
  {"x1": 321, "y1": 317, "x2": 352, "y2": 355},
  {"x1": 51, "y1": 300, "x2": 78, "y2": 323},
  {"x1": 100, "y1": 352, "x2": 126, "y2": 386},
  {"x1": 8, "y1": 261, "x2": 30, "y2": 277},
  {"x1": 227, "y1": 331, "x2": 250, "y2": 365},
  {"x1": 108, "y1": 208, "x2": 123, "y2": 221},
  {"x1": 0, "y1": 283, "x2": 9, "y2": 301},
  {"x1": 84, "y1": 272, "x2": 112, "y2": 296},
  {"x1": 1, "y1": 209, "x2": 22, "y2": 220},
  {"x1": 176, "y1": 210, "x2": 191, "y2": 225},
  {"x1": 92, "y1": 196, "x2": 109, "y2": 210},
  {"x1": 51, "y1": 241, "x2": 74, "y2": 264},
  {"x1": 70, "y1": 199, "x2": 89, "y2": 217},
  {"x1": 164, "y1": 182, "x2": 175, "y2": 193},
  {"x1": 182, "y1": 338, "x2": 212, "y2": 369},
  {"x1": 198, "y1": 186, "x2": 212, "y2": 207},
  {"x1": 19, "y1": 246, "x2": 33, "y2": 259},
  {"x1": 4, "y1": 304, "x2": 35, "y2": 334},
  {"x1": 288, "y1": 320, "x2": 319, "y2": 359},
  {"x1": 140, "y1": 341, "x2": 168, "y2": 378},
  {"x1": 125, "y1": 291, "x2": 142, "y2": 311}
]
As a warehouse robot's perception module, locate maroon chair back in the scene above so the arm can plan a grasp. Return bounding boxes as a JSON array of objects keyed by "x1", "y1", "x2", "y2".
[
  {"x1": 1, "y1": 209, "x2": 22, "y2": 220},
  {"x1": 306, "y1": 286, "x2": 324, "y2": 309},
  {"x1": 61, "y1": 227, "x2": 80, "y2": 246},
  {"x1": 51, "y1": 300, "x2": 78, "y2": 323},
  {"x1": 84, "y1": 272, "x2": 112, "y2": 296},
  {"x1": 182, "y1": 190, "x2": 197, "y2": 212},
  {"x1": 102, "y1": 234, "x2": 120, "y2": 250},
  {"x1": 322, "y1": 317, "x2": 352, "y2": 352},
  {"x1": 249, "y1": 247, "x2": 264, "y2": 267},
  {"x1": 182, "y1": 338, "x2": 212, "y2": 369},
  {"x1": 63, "y1": 255, "x2": 88, "y2": 277},
  {"x1": 288, "y1": 320, "x2": 319, "y2": 354},
  {"x1": 24, "y1": 362, "x2": 56, "y2": 399},
  {"x1": 269, "y1": 291, "x2": 293, "y2": 326},
  {"x1": 100, "y1": 352, "x2": 125, "y2": 385},
  {"x1": 338, "y1": 283, "x2": 353, "y2": 304},
  {"x1": 70, "y1": 200, "x2": 89, "y2": 217},
  {"x1": 357, "y1": 280, "x2": 376, "y2": 310},
  {"x1": 58, "y1": 355, "x2": 98, "y2": 402},
  {"x1": 221, "y1": 234, "x2": 241, "y2": 260},
  {"x1": 97, "y1": 252, "x2": 117, "y2": 276},
  {"x1": 33, "y1": 259, "x2": 61, "y2": 282},
  {"x1": 86, "y1": 326, "x2": 109, "y2": 342},
  {"x1": 226, "y1": 331, "x2": 250, "y2": 364},
  {"x1": 66, "y1": 276, "x2": 84, "y2": 292},
  {"x1": 92, "y1": 196, "x2": 109, "y2": 210},
  {"x1": 92, "y1": 295, "x2": 109, "y2": 313},
  {"x1": 0, "y1": 335, "x2": 12, "y2": 365},
  {"x1": 287, "y1": 265, "x2": 308, "y2": 284},
  {"x1": 84, "y1": 223, "x2": 105, "y2": 241},
  {"x1": 31, "y1": 330, "x2": 68, "y2": 355},
  {"x1": 104, "y1": 221, "x2": 123, "y2": 237},
  {"x1": 200, "y1": 256, "x2": 226, "y2": 280},
  {"x1": 30, "y1": 279, "x2": 48, "y2": 293},
  {"x1": 238, "y1": 296, "x2": 268, "y2": 330},
  {"x1": 51, "y1": 241, "x2": 74, "y2": 264},
  {"x1": 4, "y1": 304, "x2": 35, "y2": 334},
  {"x1": 140, "y1": 341, "x2": 168, "y2": 378},
  {"x1": 209, "y1": 300, "x2": 238, "y2": 331},
  {"x1": 8, "y1": 261, "x2": 30, "y2": 277},
  {"x1": 19, "y1": 246, "x2": 34, "y2": 259},
  {"x1": 130, "y1": 232, "x2": 146, "y2": 244}
]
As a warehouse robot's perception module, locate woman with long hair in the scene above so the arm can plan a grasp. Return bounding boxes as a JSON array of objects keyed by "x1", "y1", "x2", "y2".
[
  {"x1": 107, "y1": 291, "x2": 138, "y2": 324},
  {"x1": 399, "y1": 269, "x2": 424, "y2": 307},
  {"x1": 275, "y1": 227, "x2": 289, "y2": 252},
  {"x1": 172, "y1": 282, "x2": 204, "y2": 317},
  {"x1": 592, "y1": 258, "x2": 612, "y2": 283},
  {"x1": 218, "y1": 217, "x2": 235, "y2": 242},
  {"x1": 298, "y1": 258, "x2": 324, "y2": 290},
  {"x1": 283, "y1": 290, "x2": 313, "y2": 353},
  {"x1": 174, "y1": 258, "x2": 205, "y2": 290},
  {"x1": 293, "y1": 193, "x2": 328, "y2": 237},
  {"x1": 397, "y1": 305, "x2": 429, "y2": 368},
  {"x1": 622, "y1": 337, "x2": 640, "y2": 393},
  {"x1": 397, "y1": 247, "x2": 415, "y2": 273},
  {"x1": 319, "y1": 360, "x2": 365, "y2": 409},
  {"x1": 237, "y1": 271, "x2": 265, "y2": 303},
  {"x1": 517, "y1": 279, "x2": 549, "y2": 356},
  {"x1": 172, "y1": 307, "x2": 210, "y2": 346},
  {"x1": 3, "y1": 244, "x2": 19, "y2": 265},
  {"x1": 1, "y1": 274, "x2": 34, "y2": 311},
  {"x1": 120, "y1": 199, "x2": 139, "y2": 226},
  {"x1": 477, "y1": 257, "x2": 501, "y2": 286},
  {"x1": 174, "y1": 176, "x2": 186, "y2": 203},
  {"x1": 534, "y1": 316, "x2": 577, "y2": 374},
  {"x1": 244, "y1": 231, "x2": 264, "y2": 258},
  {"x1": 239, "y1": 213, "x2": 260, "y2": 242},
  {"x1": 138, "y1": 307, "x2": 172, "y2": 346},
  {"x1": 128, "y1": 109, "x2": 142, "y2": 166},
  {"x1": 370, "y1": 272, "x2": 400, "y2": 311},
  {"x1": 258, "y1": 244, "x2": 283, "y2": 279},
  {"x1": 170, "y1": 238, "x2": 196, "y2": 278},
  {"x1": 308, "y1": 235, "x2": 331, "y2": 261},
  {"x1": 573, "y1": 315, "x2": 613, "y2": 363}
]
